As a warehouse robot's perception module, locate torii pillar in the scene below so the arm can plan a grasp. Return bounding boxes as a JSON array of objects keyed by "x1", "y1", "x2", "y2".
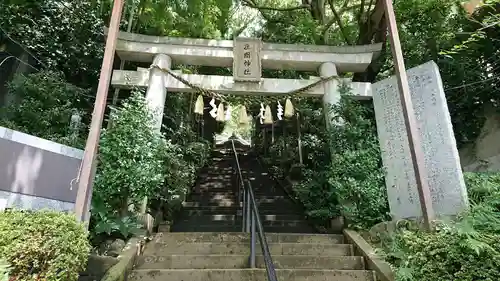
[
  {"x1": 139, "y1": 54, "x2": 171, "y2": 214},
  {"x1": 145, "y1": 54, "x2": 172, "y2": 131},
  {"x1": 319, "y1": 62, "x2": 341, "y2": 128}
]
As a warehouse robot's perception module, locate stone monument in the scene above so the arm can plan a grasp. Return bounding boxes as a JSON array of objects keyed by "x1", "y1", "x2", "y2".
[
  {"x1": 0, "y1": 126, "x2": 83, "y2": 212},
  {"x1": 373, "y1": 61, "x2": 468, "y2": 219}
]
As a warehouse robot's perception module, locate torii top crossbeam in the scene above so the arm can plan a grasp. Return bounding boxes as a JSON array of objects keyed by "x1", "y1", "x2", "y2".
[
  {"x1": 114, "y1": 31, "x2": 383, "y2": 73},
  {"x1": 110, "y1": 30, "x2": 382, "y2": 102}
]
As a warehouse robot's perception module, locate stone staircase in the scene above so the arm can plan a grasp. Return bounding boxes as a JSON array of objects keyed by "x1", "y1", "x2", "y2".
[
  {"x1": 129, "y1": 232, "x2": 376, "y2": 281},
  {"x1": 171, "y1": 149, "x2": 316, "y2": 233},
  {"x1": 128, "y1": 149, "x2": 376, "y2": 281}
]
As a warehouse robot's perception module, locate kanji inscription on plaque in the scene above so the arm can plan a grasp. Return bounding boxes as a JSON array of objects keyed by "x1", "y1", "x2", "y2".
[{"x1": 233, "y1": 37, "x2": 262, "y2": 82}]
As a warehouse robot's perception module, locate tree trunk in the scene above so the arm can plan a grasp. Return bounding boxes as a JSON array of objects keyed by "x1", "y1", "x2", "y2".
[{"x1": 353, "y1": 0, "x2": 388, "y2": 83}]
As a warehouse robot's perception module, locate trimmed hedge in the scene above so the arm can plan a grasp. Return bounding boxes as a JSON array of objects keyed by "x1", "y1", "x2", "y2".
[{"x1": 0, "y1": 210, "x2": 90, "y2": 281}]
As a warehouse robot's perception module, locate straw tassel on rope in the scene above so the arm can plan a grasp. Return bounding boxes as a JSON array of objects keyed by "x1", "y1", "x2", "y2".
[
  {"x1": 194, "y1": 95, "x2": 204, "y2": 115},
  {"x1": 239, "y1": 105, "x2": 249, "y2": 125},
  {"x1": 225, "y1": 104, "x2": 232, "y2": 121},
  {"x1": 216, "y1": 103, "x2": 225, "y2": 122},
  {"x1": 264, "y1": 105, "x2": 273, "y2": 124},
  {"x1": 284, "y1": 98, "x2": 295, "y2": 118}
]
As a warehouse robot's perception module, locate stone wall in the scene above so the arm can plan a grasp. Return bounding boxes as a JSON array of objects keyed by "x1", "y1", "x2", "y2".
[
  {"x1": 0, "y1": 126, "x2": 83, "y2": 212},
  {"x1": 459, "y1": 109, "x2": 500, "y2": 172}
]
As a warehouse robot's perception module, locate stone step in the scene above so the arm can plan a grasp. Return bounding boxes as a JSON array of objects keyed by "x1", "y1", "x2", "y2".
[
  {"x1": 196, "y1": 178, "x2": 234, "y2": 184},
  {"x1": 187, "y1": 192, "x2": 238, "y2": 198},
  {"x1": 187, "y1": 194, "x2": 291, "y2": 202},
  {"x1": 152, "y1": 233, "x2": 344, "y2": 244},
  {"x1": 176, "y1": 214, "x2": 305, "y2": 222},
  {"x1": 182, "y1": 201, "x2": 243, "y2": 207},
  {"x1": 143, "y1": 242, "x2": 352, "y2": 256},
  {"x1": 200, "y1": 169, "x2": 234, "y2": 175},
  {"x1": 191, "y1": 187, "x2": 286, "y2": 193},
  {"x1": 136, "y1": 254, "x2": 365, "y2": 270},
  {"x1": 170, "y1": 224, "x2": 242, "y2": 233},
  {"x1": 188, "y1": 194, "x2": 288, "y2": 203},
  {"x1": 170, "y1": 224, "x2": 316, "y2": 233},
  {"x1": 193, "y1": 183, "x2": 235, "y2": 190},
  {"x1": 175, "y1": 218, "x2": 311, "y2": 228},
  {"x1": 128, "y1": 269, "x2": 375, "y2": 281},
  {"x1": 180, "y1": 205, "x2": 302, "y2": 215}
]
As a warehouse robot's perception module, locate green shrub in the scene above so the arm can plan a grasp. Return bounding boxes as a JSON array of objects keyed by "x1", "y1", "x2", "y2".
[
  {"x1": 0, "y1": 210, "x2": 90, "y2": 281},
  {"x1": 293, "y1": 168, "x2": 340, "y2": 220},
  {"x1": 464, "y1": 172, "x2": 500, "y2": 204},
  {"x1": 157, "y1": 140, "x2": 209, "y2": 218},
  {"x1": 325, "y1": 86, "x2": 389, "y2": 228},
  {"x1": 90, "y1": 90, "x2": 211, "y2": 242},
  {"x1": 93, "y1": 91, "x2": 166, "y2": 214},
  {"x1": 91, "y1": 91, "x2": 166, "y2": 241},
  {"x1": 382, "y1": 172, "x2": 500, "y2": 281},
  {"x1": 389, "y1": 225, "x2": 500, "y2": 281},
  {"x1": 288, "y1": 86, "x2": 389, "y2": 228}
]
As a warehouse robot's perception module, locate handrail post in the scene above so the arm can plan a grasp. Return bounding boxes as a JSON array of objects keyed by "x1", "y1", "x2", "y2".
[
  {"x1": 246, "y1": 188, "x2": 251, "y2": 233},
  {"x1": 250, "y1": 208, "x2": 256, "y2": 268},
  {"x1": 242, "y1": 187, "x2": 246, "y2": 232}
]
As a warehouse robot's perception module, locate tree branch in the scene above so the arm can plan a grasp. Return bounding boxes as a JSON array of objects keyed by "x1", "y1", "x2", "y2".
[
  {"x1": 357, "y1": 0, "x2": 366, "y2": 23},
  {"x1": 242, "y1": 0, "x2": 310, "y2": 12},
  {"x1": 231, "y1": 16, "x2": 257, "y2": 39},
  {"x1": 321, "y1": 3, "x2": 362, "y2": 44},
  {"x1": 341, "y1": 0, "x2": 350, "y2": 11},
  {"x1": 327, "y1": 0, "x2": 353, "y2": 45},
  {"x1": 367, "y1": 0, "x2": 375, "y2": 13},
  {"x1": 321, "y1": 18, "x2": 337, "y2": 44}
]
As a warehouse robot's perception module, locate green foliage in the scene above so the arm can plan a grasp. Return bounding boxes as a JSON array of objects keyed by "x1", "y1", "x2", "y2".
[
  {"x1": 465, "y1": 172, "x2": 500, "y2": 204},
  {"x1": 391, "y1": 227, "x2": 500, "y2": 281},
  {"x1": 293, "y1": 169, "x2": 339, "y2": 221},
  {"x1": 325, "y1": 86, "x2": 389, "y2": 228},
  {"x1": 0, "y1": 0, "x2": 104, "y2": 87},
  {"x1": 90, "y1": 91, "x2": 211, "y2": 241},
  {"x1": 160, "y1": 139, "x2": 211, "y2": 218},
  {"x1": 136, "y1": 0, "x2": 233, "y2": 39},
  {"x1": 0, "y1": 70, "x2": 88, "y2": 148},
  {"x1": 395, "y1": 0, "x2": 463, "y2": 66},
  {"x1": 0, "y1": 258, "x2": 10, "y2": 281},
  {"x1": 154, "y1": 93, "x2": 211, "y2": 219},
  {"x1": 0, "y1": 210, "x2": 90, "y2": 281},
  {"x1": 380, "y1": 172, "x2": 500, "y2": 281},
  {"x1": 261, "y1": 85, "x2": 388, "y2": 229},
  {"x1": 91, "y1": 91, "x2": 166, "y2": 239},
  {"x1": 90, "y1": 203, "x2": 142, "y2": 241},
  {"x1": 394, "y1": 0, "x2": 500, "y2": 147},
  {"x1": 294, "y1": 86, "x2": 389, "y2": 228}
]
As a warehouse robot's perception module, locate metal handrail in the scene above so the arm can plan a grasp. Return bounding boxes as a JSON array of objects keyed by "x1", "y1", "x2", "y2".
[{"x1": 231, "y1": 140, "x2": 278, "y2": 281}]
